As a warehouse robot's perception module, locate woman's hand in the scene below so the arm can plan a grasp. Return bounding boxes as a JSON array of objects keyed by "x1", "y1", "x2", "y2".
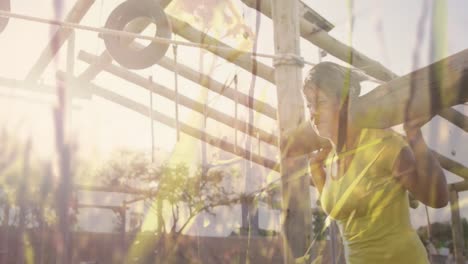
[
  {"x1": 403, "y1": 114, "x2": 433, "y2": 138},
  {"x1": 309, "y1": 146, "x2": 331, "y2": 193},
  {"x1": 281, "y1": 120, "x2": 329, "y2": 157}
]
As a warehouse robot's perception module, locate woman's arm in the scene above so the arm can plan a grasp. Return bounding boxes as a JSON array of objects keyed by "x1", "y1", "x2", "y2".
[
  {"x1": 393, "y1": 128, "x2": 448, "y2": 208},
  {"x1": 281, "y1": 120, "x2": 329, "y2": 157}
]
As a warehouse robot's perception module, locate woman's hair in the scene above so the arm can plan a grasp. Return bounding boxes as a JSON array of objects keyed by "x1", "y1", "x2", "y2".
[{"x1": 304, "y1": 62, "x2": 366, "y2": 103}]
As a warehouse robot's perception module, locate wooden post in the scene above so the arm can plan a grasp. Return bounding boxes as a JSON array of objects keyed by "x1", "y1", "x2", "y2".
[
  {"x1": 121, "y1": 201, "x2": 126, "y2": 262},
  {"x1": 271, "y1": 0, "x2": 313, "y2": 262},
  {"x1": 16, "y1": 141, "x2": 31, "y2": 264},
  {"x1": 1, "y1": 204, "x2": 10, "y2": 264},
  {"x1": 449, "y1": 189, "x2": 465, "y2": 264}
]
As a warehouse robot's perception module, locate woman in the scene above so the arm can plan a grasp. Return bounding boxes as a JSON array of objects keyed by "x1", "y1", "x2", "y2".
[{"x1": 303, "y1": 62, "x2": 448, "y2": 263}]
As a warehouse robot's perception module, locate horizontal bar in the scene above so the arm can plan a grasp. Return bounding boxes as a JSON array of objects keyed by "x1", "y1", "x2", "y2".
[
  {"x1": 0, "y1": 76, "x2": 91, "y2": 98},
  {"x1": 77, "y1": 52, "x2": 278, "y2": 146}
]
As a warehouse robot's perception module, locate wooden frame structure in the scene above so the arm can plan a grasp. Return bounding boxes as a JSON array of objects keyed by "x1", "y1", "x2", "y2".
[{"x1": 1, "y1": 0, "x2": 468, "y2": 263}]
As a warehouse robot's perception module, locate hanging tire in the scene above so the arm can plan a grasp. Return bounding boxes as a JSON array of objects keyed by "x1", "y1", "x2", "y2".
[
  {"x1": 103, "y1": 0, "x2": 171, "y2": 69},
  {"x1": 0, "y1": 0, "x2": 10, "y2": 33}
]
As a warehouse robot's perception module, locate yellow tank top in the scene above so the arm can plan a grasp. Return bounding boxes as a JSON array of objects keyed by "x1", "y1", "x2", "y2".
[{"x1": 320, "y1": 129, "x2": 429, "y2": 264}]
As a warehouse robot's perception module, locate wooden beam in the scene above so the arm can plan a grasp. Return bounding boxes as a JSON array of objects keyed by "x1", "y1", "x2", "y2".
[
  {"x1": 271, "y1": 0, "x2": 312, "y2": 262},
  {"x1": 434, "y1": 152, "x2": 468, "y2": 181},
  {"x1": 242, "y1": 0, "x2": 334, "y2": 30},
  {"x1": 64, "y1": 79, "x2": 280, "y2": 171},
  {"x1": 74, "y1": 184, "x2": 148, "y2": 195},
  {"x1": 77, "y1": 204, "x2": 125, "y2": 211},
  {"x1": 439, "y1": 108, "x2": 468, "y2": 133},
  {"x1": 450, "y1": 181, "x2": 468, "y2": 192},
  {"x1": 449, "y1": 190, "x2": 465, "y2": 264},
  {"x1": 25, "y1": 0, "x2": 95, "y2": 82},
  {"x1": 353, "y1": 48, "x2": 468, "y2": 128},
  {"x1": 168, "y1": 15, "x2": 275, "y2": 84},
  {"x1": 243, "y1": 0, "x2": 334, "y2": 32},
  {"x1": 77, "y1": 52, "x2": 278, "y2": 146},
  {"x1": 240, "y1": 0, "x2": 397, "y2": 82},
  {"x1": 155, "y1": 55, "x2": 277, "y2": 120},
  {"x1": 0, "y1": 76, "x2": 91, "y2": 98},
  {"x1": 124, "y1": 196, "x2": 147, "y2": 204}
]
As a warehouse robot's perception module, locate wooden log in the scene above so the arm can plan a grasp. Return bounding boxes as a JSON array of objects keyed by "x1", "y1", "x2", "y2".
[
  {"x1": 25, "y1": 0, "x2": 95, "y2": 82},
  {"x1": 353, "y1": 48, "x2": 468, "y2": 128},
  {"x1": 449, "y1": 190, "x2": 465, "y2": 264},
  {"x1": 72, "y1": 56, "x2": 279, "y2": 147},
  {"x1": 240, "y1": 0, "x2": 397, "y2": 82},
  {"x1": 65, "y1": 79, "x2": 280, "y2": 171},
  {"x1": 271, "y1": 0, "x2": 312, "y2": 262}
]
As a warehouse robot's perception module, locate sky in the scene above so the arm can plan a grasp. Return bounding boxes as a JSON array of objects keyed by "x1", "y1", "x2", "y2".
[{"x1": 0, "y1": 0, "x2": 467, "y2": 234}]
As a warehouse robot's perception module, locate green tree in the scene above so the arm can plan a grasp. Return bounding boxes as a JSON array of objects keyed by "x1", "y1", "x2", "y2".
[{"x1": 96, "y1": 149, "x2": 242, "y2": 235}]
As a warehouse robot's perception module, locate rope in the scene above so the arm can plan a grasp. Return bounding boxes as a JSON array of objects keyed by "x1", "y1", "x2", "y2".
[
  {"x1": 172, "y1": 44, "x2": 180, "y2": 141},
  {"x1": 425, "y1": 205, "x2": 435, "y2": 262},
  {"x1": 273, "y1": 53, "x2": 306, "y2": 67},
  {"x1": 148, "y1": 76, "x2": 155, "y2": 163},
  {"x1": 234, "y1": 73, "x2": 238, "y2": 153}
]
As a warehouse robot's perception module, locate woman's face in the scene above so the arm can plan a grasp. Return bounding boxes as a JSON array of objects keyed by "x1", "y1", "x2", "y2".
[{"x1": 303, "y1": 84, "x2": 341, "y2": 142}]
